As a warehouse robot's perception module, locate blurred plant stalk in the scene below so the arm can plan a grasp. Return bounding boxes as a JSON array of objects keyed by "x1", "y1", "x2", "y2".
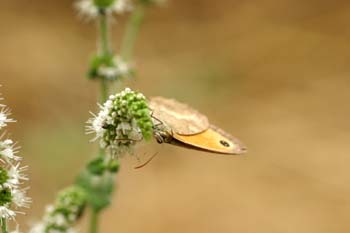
[
  {"x1": 30, "y1": 0, "x2": 156, "y2": 232},
  {"x1": 120, "y1": 3, "x2": 146, "y2": 62},
  {"x1": 98, "y1": 10, "x2": 110, "y2": 102},
  {"x1": 87, "y1": 2, "x2": 148, "y2": 233},
  {"x1": 80, "y1": 0, "x2": 154, "y2": 231}
]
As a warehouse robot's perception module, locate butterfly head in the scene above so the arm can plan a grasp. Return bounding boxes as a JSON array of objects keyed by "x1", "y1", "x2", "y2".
[{"x1": 152, "y1": 122, "x2": 173, "y2": 144}]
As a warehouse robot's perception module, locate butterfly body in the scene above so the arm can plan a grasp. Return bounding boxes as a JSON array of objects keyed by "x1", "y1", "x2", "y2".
[{"x1": 150, "y1": 97, "x2": 246, "y2": 155}]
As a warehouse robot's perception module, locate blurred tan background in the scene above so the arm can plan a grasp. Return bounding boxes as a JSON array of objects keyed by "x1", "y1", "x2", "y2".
[{"x1": 1, "y1": 0, "x2": 350, "y2": 232}]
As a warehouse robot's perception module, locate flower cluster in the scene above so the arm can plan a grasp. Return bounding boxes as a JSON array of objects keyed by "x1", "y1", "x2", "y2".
[
  {"x1": 30, "y1": 186, "x2": 87, "y2": 233},
  {"x1": 88, "y1": 55, "x2": 133, "y2": 81},
  {"x1": 0, "y1": 92, "x2": 31, "y2": 231},
  {"x1": 76, "y1": 160, "x2": 117, "y2": 212},
  {"x1": 76, "y1": 0, "x2": 132, "y2": 18},
  {"x1": 87, "y1": 88, "x2": 153, "y2": 157}
]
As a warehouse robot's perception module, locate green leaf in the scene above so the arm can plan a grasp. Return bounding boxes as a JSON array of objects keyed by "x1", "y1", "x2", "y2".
[{"x1": 76, "y1": 170, "x2": 115, "y2": 212}]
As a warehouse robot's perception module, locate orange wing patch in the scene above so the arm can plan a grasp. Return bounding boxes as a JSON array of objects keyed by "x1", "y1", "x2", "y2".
[{"x1": 172, "y1": 126, "x2": 246, "y2": 155}]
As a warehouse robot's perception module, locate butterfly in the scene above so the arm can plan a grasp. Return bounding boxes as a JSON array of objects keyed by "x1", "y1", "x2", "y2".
[{"x1": 149, "y1": 97, "x2": 247, "y2": 155}]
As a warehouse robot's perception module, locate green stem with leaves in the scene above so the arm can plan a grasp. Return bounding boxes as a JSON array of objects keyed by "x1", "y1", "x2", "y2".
[
  {"x1": 88, "y1": 10, "x2": 112, "y2": 233},
  {"x1": 90, "y1": 209, "x2": 99, "y2": 233},
  {"x1": 1, "y1": 218, "x2": 7, "y2": 233},
  {"x1": 87, "y1": 3, "x2": 148, "y2": 233},
  {"x1": 99, "y1": 10, "x2": 110, "y2": 102}
]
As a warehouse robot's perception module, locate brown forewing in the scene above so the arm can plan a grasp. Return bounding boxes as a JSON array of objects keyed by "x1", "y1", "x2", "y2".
[{"x1": 149, "y1": 96, "x2": 209, "y2": 135}]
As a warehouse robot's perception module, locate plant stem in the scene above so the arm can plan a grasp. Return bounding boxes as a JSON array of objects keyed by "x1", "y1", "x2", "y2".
[
  {"x1": 89, "y1": 10, "x2": 112, "y2": 233},
  {"x1": 99, "y1": 10, "x2": 110, "y2": 102},
  {"x1": 1, "y1": 218, "x2": 7, "y2": 233},
  {"x1": 100, "y1": 78, "x2": 108, "y2": 102},
  {"x1": 90, "y1": 209, "x2": 99, "y2": 233},
  {"x1": 99, "y1": 10, "x2": 110, "y2": 56},
  {"x1": 120, "y1": 3, "x2": 146, "y2": 62},
  {"x1": 88, "y1": 4, "x2": 147, "y2": 233}
]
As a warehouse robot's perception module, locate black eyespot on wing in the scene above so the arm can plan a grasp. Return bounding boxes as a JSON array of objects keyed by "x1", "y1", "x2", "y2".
[{"x1": 220, "y1": 140, "x2": 230, "y2": 147}]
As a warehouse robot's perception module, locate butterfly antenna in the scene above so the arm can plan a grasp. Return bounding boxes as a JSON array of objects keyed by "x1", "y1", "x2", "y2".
[{"x1": 134, "y1": 152, "x2": 158, "y2": 169}]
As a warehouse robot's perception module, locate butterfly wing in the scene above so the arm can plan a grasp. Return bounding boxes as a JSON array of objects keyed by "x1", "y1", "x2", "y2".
[
  {"x1": 149, "y1": 96, "x2": 209, "y2": 135},
  {"x1": 172, "y1": 125, "x2": 247, "y2": 155}
]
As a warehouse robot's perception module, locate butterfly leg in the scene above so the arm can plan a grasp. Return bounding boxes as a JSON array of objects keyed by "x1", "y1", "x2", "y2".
[
  {"x1": 153, "y1": 131, "x2": 164, "y2": 144},
  {"x1": 150, "y1": 110, "x2": 164, "y2": 127},
  {"x1": 150, "y1": 110, "x2": 173, "y2": 144}
]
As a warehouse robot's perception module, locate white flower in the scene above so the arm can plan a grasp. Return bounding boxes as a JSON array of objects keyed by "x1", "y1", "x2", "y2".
[
  {"x1": 115, "y1": 56, "x2": 131, "y2": 75},
  {"x1": 111, "y1": 0, "x2": 132, "y2": 13},
  {"x1": 86, "y1": 98, "x2": 116, "y2": 140},
  {"x1": 12, "y1": 188, "x2": 31, "y2": 208},
  {"x1": 8, "y1": 164, "x2": 29, "y2": 183},
  {"x1": 88, "y1": 112, "x2": 106, "y2": 139},
  {"x1": 117, "y1": 122, "x2": 131, "y2": 134},
  {"x1": 30, "y1": 186, "x2": 86, "y2": 233},
  {"x1": 98, "y1": 67, "x2": 119, "y2": 80},
  {"x1": 0, "y1": 139, "x2": 21, "y2": 162},
  {"x1": 136, "y1": 93, "x2": 145, "y2": 100},
  {"x1": 31, "y1": 214, "x2": 73, "y2": 233},
  {"x1": 0, "y1": 89, "x2": 30, "y2": 231},
  {"x1": 52, "y1": 214, "x2": 68, "y2": 227},
  {"x1": 124, "y1": 87, "x2": 131, "y2": 93},
  {"x1": 0, "y1": 108, "x2": 15, "y2": 129},
  {"x1": 76, "y1": 0, "x2": 132, "y2": 18},
  {"x1": 1, "y1": 163, "x2": 29, "y2": 191},
  {"x1": 45, "y1": 205, "x2": 54, "y2": 214},
  {"x1": 0, "y1": 206, "x2": 16, "y2": 220},
  {"x1": 97, "y1": 56, "x2": 132, "y2": 80},
  {"x1": 76, "y1": 0, "x2": 99, "y2": 18}
]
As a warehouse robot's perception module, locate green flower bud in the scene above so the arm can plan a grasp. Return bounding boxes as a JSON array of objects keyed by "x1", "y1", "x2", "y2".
[
  {"x1": 88, "y1": 54, "x2": 133, "y2": 81},
  {"x1": 76, "y1": 170, "x2": 114, "y2": 212},
  {"x1": 55, "y1": 186, "x2": 87, "y2": 220},
  {"x1": 0, "y1": 167, "x2": 9, "y2": 185},
  {"x1": 88, "y1": 53, "x2": 115, "y2": 80},
  {"x1": 87, "y1": 157, "x2": 106, "y2": 176},
  {"x1": 0, "y1": 188, "x2": 12, "y2": 206},
  {"x1": 107, "y1": 159, "x2": 120, "y2": 173}
]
